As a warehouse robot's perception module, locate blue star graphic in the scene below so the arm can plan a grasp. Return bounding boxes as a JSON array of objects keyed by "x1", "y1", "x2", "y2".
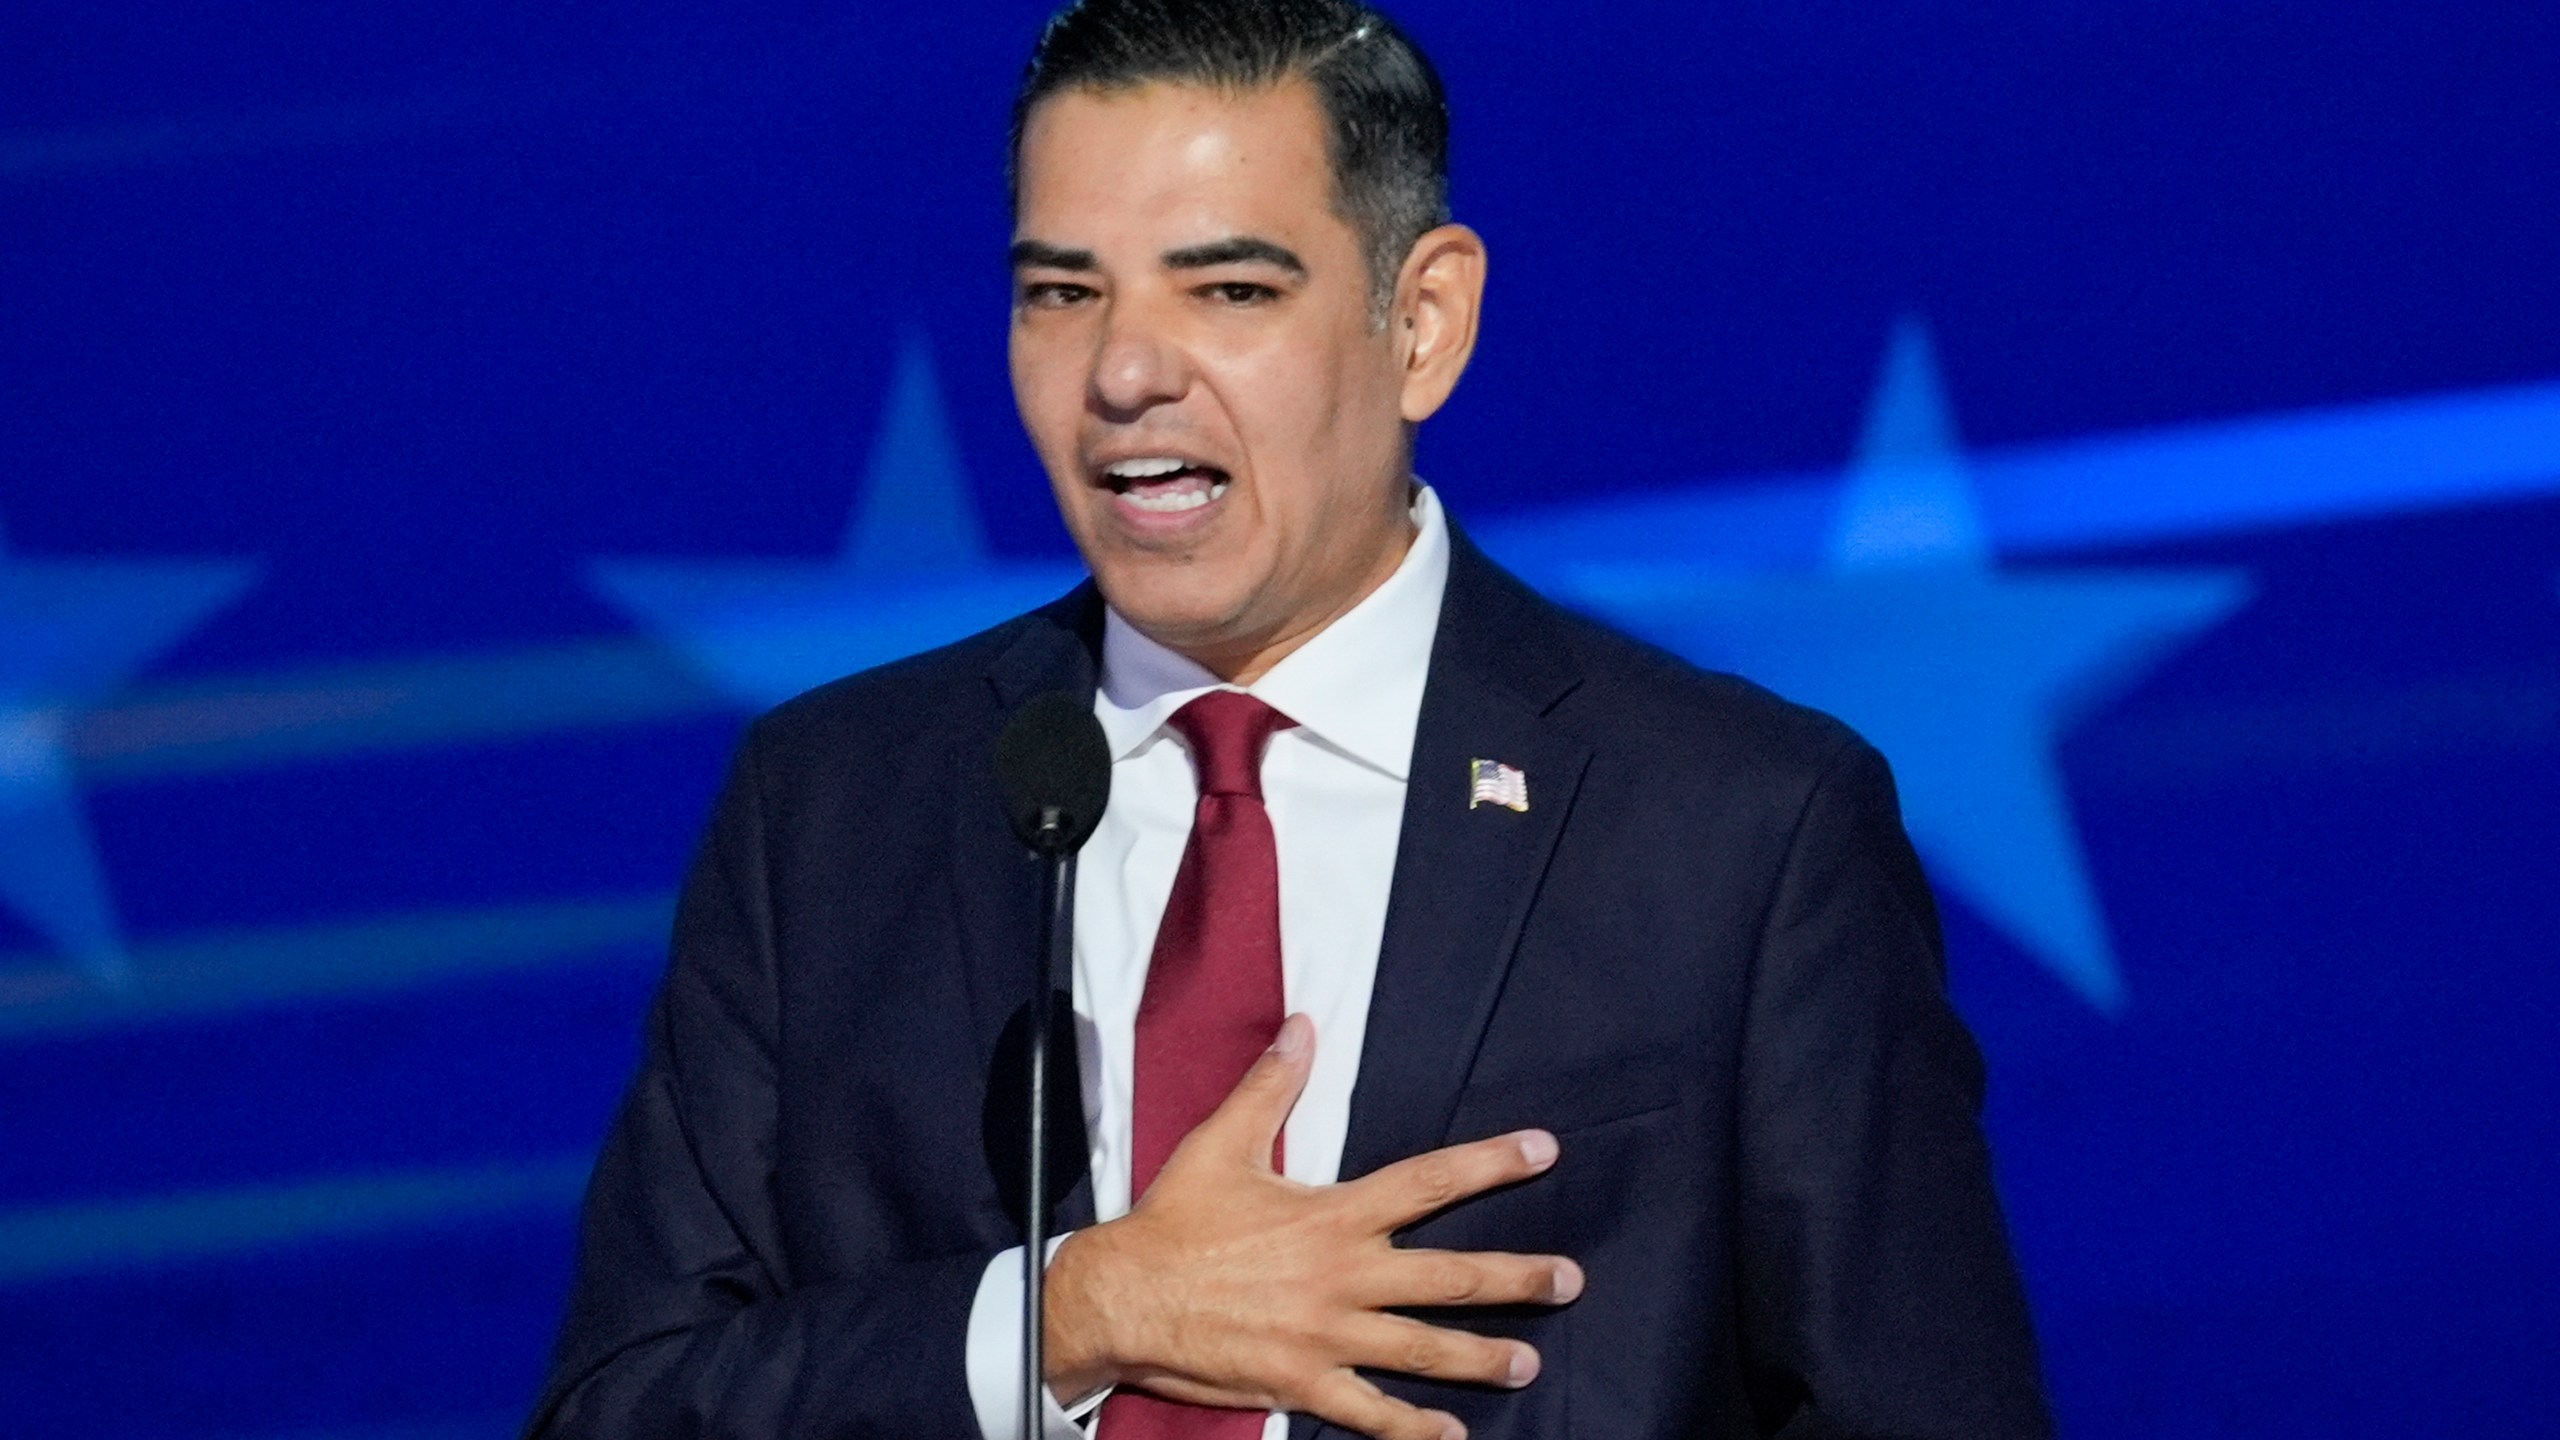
[
  {"x1": 1558, "y1": 320, "x2": 2252, "y2": 1011},
  {"x1": 590, "y1": 331, "x2": 1083, "y2": 709},
  {"x1": 0, "y1": 513, "x2": 257, "y2": 980}
]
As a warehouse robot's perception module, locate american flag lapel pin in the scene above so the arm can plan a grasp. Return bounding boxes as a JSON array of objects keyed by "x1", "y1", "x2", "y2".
[{"x1": 1468, "y1": 758, "x2": 1529, "y2": 812}]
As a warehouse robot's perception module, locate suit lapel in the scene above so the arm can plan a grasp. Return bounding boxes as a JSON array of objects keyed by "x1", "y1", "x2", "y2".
[
  {"x1": 1301, "y1": 535, "x2": 1590, "y2": 1440},
  {"x1": 952, "y1": 585, "x2": 1106, "y2": 1232},
  {"x1": 1334, "y1": 532, "x2": 1590, "y2": 1188}
]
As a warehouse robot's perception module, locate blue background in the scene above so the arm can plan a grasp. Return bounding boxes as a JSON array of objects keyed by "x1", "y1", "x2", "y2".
[{"x1": 6, "y1": 2, "x2": 2558, "y2": 1436}]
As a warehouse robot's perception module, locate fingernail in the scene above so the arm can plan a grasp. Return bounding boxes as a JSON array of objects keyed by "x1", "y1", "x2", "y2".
[
  {"x1": 1518, "y1": 1131, "x2": 1557, "y2": 1168},
  {"x1": 1551, "y1": 1260, "x2": 1585, "y2": 1302},
  {"x1": 1269, "y1": 1015, "x2": 1308, "y2": 1060},
  {"x1": 1507, "y1": 1346, "x2": 1540, "y2": 1387},
  {"x1": 1437, "y1": 1421, "x2": 1466, "y2": 1440}
]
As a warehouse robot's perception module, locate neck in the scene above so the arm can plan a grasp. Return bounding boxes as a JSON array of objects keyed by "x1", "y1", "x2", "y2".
[{"x1": 1172, "y1": 516, "x2": 1418, "y2": 685}]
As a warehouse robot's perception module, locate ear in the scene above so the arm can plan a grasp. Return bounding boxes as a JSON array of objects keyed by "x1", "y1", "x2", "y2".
[{"x1": 1392, "y1": 224, "x2": 1488, "y2": 424}]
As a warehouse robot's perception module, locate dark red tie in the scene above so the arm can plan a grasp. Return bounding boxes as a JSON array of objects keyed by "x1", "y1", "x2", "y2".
[{"x1": 1099, "y1": 691, "x2": 1294, "y2": 1440}]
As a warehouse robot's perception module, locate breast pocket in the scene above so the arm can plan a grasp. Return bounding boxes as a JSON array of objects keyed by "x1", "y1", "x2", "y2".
[
  {"x1": 1358, "y1": 1048, "x2": 1690, "y2": 1440},
  {"x1": 1446, "y1": 1043, "x2": 1688, "y2": 1142},
  {"x1": 1397, "y1": 1042, "x2": 1689, "y2": 1263}
]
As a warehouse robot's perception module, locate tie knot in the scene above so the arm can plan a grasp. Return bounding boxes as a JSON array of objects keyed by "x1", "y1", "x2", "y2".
[{"x1": 1168, "y1": 691, "x2": 1295, "y2": 799}]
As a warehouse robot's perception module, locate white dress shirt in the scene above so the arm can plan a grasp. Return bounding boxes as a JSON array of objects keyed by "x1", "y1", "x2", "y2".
[{"x1": 965, "y1": 486, "x2": 1453, "y2": 1440}]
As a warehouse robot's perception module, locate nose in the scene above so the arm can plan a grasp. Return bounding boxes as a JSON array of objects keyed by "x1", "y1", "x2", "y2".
[{"x1": 1088, "y1": 303, "x2": 1192, "y2": 421}]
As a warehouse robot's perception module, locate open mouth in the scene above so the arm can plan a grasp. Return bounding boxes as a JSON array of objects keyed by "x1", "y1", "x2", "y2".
[{"x1": 1098, "y1": 456, "x2": 1232, "y2": 514}]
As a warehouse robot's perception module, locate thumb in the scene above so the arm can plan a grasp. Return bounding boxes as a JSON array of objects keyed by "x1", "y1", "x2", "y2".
[{"x1": 1201, "y1": 1013, "x2": 1314, "y2": 1169}]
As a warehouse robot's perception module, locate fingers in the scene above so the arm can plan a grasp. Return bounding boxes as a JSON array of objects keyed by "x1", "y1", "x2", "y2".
[
  {"x1": 1351, "y1": 1129, "x2": 1559, "y2": 1230},
  {"x1": 1339, "y1": 1312, "x2": 1541, "y2": 1391},
  {"x1": 1191, "y1": 1012, "x2": 1315, "y2": 1168},
  {"x1": 1304, "y1": 1367, "x2": 1467, "y2": 1440},
  {"x1": 1353, "y1": 1247, "x2": 1585, "y2": 1311}
]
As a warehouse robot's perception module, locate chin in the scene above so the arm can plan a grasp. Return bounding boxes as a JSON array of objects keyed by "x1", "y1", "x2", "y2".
[{"x1": 1093, "y1": 566, "x2": 1255, "y2": 652}]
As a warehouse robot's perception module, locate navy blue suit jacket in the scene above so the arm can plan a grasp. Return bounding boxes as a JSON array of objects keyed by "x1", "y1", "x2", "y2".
[{"x1": 526, "y1": 529, "x2": 2051, "y2": 1439}]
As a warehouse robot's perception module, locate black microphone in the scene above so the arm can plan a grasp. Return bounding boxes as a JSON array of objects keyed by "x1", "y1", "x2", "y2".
[
  {"x1": 993, "y1": 690, "x2": 1111, "y2": 1440},
  {"x1": 996, "y1": 690, "x2": 1112, "y2": 856}
]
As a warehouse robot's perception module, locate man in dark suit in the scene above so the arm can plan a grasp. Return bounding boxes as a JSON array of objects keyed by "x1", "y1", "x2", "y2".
[{"x1": 525, "y1": 2, "x2": 2050, "y2": 1437}]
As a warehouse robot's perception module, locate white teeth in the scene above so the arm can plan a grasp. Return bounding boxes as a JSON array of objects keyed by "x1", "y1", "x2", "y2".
[
  {"x1": 1102, "y1": 454, "x2": 1229, "y2": 517},
  {"x1": 1103, "y1": 457, "x2": 1191, "y2": 479},
  {"x1": 1122, "y1": 480, "x2": 1230, "y2": 513}
]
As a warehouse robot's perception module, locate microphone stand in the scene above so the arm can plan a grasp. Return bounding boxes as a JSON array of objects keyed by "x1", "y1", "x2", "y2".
[{"x1": 1023, "y1": 805, "x2": 1075, "y2": 1440}]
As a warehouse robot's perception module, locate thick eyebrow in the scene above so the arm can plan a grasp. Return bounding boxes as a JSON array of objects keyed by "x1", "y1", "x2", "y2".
[
  {"x1": 1007, "y1": 235, "x2": 1310, "y2": 277},
  {"x1": 1010, "y1": 239, "x2": 1097, "y2": 272},
  {"x1": 1162, "y1": 236, "x2": 1308, "y2": 275}
]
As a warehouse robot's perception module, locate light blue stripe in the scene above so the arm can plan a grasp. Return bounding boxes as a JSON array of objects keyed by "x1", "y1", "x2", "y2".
[
  {"x1": 0, "y1": 1158, "x2": 592, "y2": 1285},
  {"x1": 1482, "y1": 375, "x2": 2560, "y2": 572},
  {"x1": 70, "y1": 639, "x2": 720, "y2": 783},
  {"x1": 0, "y1": 895, "x2": 672, "y2": 1041},
  {"x1": 1974, "y1": 376, "x2": 2560, "y2": 549}
]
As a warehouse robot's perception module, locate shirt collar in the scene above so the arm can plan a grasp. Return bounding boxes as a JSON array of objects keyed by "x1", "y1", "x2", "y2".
[{"x1": 1095, "y1": 484, "x2": 1450, "y2": 782}]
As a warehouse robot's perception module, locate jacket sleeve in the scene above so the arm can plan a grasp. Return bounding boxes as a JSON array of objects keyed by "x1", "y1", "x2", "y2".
[
  {"x1": 522, "y1": 725, "x2": 993, "y2": 1439},
  {"x1": 1733, "y1": 737, "x2": 2054, "y2": 1439}
]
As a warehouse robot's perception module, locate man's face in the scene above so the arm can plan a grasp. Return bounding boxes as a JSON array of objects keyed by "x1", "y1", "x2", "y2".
[{"x1": 1009, "y1": 79, "x2": 1422, "y2": 679}]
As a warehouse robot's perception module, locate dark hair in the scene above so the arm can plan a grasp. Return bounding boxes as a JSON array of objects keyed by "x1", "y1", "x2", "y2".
[{"x1": 1010, "y1": 0, "x2": 1451, "y2": 322}]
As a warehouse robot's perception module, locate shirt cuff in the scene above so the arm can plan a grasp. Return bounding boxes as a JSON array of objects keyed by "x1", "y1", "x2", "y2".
[{"x1": 966, "y1": 1236, "x2": 1112, "y2": 1440}]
